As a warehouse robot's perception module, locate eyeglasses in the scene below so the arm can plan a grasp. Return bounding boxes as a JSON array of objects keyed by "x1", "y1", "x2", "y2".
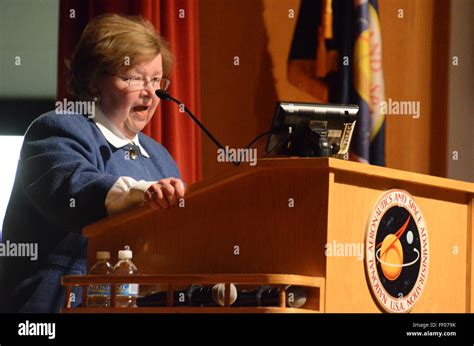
[{"x1": 104, "y1": 72, "x2": 170, "y2": 91}]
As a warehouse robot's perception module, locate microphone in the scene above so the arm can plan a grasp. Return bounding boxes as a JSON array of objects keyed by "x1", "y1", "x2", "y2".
[
  {"x1": 188, "y1": 283, "x2": 238, "y2": 307},
  {"x1": 258, "y1": 285, "x2": 307, "y2": 308},
  {"x1": 136, "y1": 289, "x2": 188, "y2": 307},
  {"x1": 156, "y1": 90, "x2": 239, "y2": 166},
  {"x1": 155, "y1": 89, "x2": 171, "y2": 101},
  {"x1": 233, "y1": 285, "x2": 307, "y2": 308},
  {"x1": 136, "y1": 283, "x2": 238, "y2": 307}
]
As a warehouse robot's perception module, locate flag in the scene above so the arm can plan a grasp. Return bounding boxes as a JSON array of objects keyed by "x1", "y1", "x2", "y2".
[
  {"x1": 288, "y1": 0, "x2": 386, "y2": 166},
  {"x1": 350, "y1": 0, "x2": 386, "y2": 165}
]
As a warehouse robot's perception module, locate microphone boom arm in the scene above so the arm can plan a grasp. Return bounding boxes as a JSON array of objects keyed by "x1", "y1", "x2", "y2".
[
  {"x1": 167, "y1": 94, "x2": 227, "y2": 151},
  {"x1": 157, "y1": 90, "x2": 239, "y2": 166}
]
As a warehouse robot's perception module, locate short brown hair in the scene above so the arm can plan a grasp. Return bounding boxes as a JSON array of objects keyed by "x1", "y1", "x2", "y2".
[{"x1": 68, "y1": 14, "x2": 173, "y2": 99}]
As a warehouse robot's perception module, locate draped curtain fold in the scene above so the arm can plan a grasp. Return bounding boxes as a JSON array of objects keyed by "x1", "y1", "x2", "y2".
[{"x1": 57, "y1": 0, "x2": 201, "y2": 184}]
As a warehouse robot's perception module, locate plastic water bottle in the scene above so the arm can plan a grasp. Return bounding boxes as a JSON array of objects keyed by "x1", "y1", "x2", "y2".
[
  {"x1": 87, "y1": 251, "x2": 113, "y2": 307},
  {"x1": 112, "y1": 246, "x2": 139, "y2": 308}
]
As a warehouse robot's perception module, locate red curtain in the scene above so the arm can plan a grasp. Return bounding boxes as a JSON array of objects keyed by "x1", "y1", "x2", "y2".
[{"x1": 57, "y1": 0, "x2": 201, "y2": 184}]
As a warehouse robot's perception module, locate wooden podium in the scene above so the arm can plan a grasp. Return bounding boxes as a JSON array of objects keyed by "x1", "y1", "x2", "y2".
[{"x1": 69, "y1": 158, "x2": 473, "y2": 313}]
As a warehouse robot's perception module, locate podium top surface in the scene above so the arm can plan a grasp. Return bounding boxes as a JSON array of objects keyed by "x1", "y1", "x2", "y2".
[
  {"x1": 192, "y1": 158, "x2": 473, "y2": 194},
  {"x1": 254, "y1": 158, "x2": 474, "y2": 193},
  {"x1": 84, "y1": 158, "x2": 473, "y2": 237}
]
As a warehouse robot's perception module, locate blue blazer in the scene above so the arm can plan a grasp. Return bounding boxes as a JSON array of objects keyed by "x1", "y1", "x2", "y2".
[{"x1": 0, "y1": 111, "x2": 180, "y2": 312}]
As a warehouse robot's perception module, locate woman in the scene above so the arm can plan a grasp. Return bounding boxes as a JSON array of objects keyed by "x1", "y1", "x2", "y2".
[{"x1": 0, "y1": 14, "x2": 185, "y2": 312}]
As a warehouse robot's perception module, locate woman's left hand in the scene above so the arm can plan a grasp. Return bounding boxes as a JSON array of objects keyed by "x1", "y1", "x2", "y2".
[{"x1": 145, "y1": 177, "x2": 186, "y2": 209}]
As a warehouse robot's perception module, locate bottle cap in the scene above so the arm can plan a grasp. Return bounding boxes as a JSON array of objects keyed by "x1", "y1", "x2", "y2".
[
  {"x1": 118, "y1": 249, "x2": 133, "y2": 260},
  {"x1": 96, "y1": 251, "x2": 110, "y2": 260}
]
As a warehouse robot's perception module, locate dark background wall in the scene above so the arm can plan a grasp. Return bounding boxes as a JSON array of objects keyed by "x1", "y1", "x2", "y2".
[{"x1": 199, "y1": 0, "x2": 473, "y2": 182}]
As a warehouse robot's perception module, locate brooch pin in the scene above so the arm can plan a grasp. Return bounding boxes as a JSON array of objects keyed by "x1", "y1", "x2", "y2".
[{"x1": 129, "y1": 147, "x2": 138, "y2": 160}]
